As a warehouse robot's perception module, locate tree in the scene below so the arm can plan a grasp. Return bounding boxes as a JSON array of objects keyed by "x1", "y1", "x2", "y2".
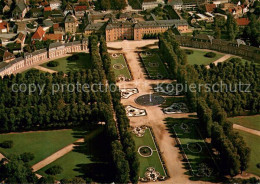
[
  {"x1": 214, "y1": 26, "x2": 221, "y2": 39},
  {"x1": 226, "y1": 14, "x2": 238, "y2": 41},
  {"x1": 45, "y1": 165, "x2": 63, "y2": 175},
  {"x1": 0, "y1": 140, "x2": 13, "y2": 148},
  {"x1": 20, "y1": 152, "x2": 35, "y2": 162},
  {"x1": 0, "y1": 155, "x2": 37, "y2": 183}
]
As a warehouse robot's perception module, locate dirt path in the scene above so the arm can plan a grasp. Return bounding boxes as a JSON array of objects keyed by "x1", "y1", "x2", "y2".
[
  {"x1": 34, "y1": 66, "x2": 57, "y2": 74},
  {"x1": 32, "y1": 138, "x2": 84, "y2": 172},
  {"x1": 108, "y1": 40, "x2": 209, "y2": 184},
  {"x1": 0, "y1": 153, "x2": 6, "y2": 161},
  {"x1": 206, "y1": 54, "x2": 232, "y2": 69},
  {"x1": 233, "y1": 124, "x2": 260, "y2": 136}
]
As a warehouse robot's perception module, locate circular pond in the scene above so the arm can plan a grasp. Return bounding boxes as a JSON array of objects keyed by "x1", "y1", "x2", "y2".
[{"x1": 135, "y1": 94, "x2": 165, "y2": 106}]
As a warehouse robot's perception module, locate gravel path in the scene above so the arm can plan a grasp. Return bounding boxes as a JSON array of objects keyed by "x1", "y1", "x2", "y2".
[
  {"x1": 34, "y1": 66, "x2": 57, "y2": 74},
  {"x1": 31, "y1": 138, "x2": 84, "y2": 172},
  {"x1": 233, "y1": 124, "x2": 260, "y2": 136}
]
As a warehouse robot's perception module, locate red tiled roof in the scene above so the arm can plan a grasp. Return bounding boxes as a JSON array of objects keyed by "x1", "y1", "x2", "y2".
[
  {"x1": 41, "y1": 1, "x2": 49, "y2": 6},
  {"x1": 43, "y1": 34, "x2": 63, "y2": 41},
  {"x1": 32, "y1": 26, "x2": 45, "y2": 40},
  {"x1": 236, "y1": 18, "x2": 250, "y2": 26},
  {"x1": 205, "y1": 4, "x2": 216, "y2": 12},
  {"x1": 0, "y1": 22, "x2": 8, "y2": 30},
  {"x1": 44, "y1": 6, "x2": 51, "y2": 11},
  {"x1": 74, "y1": 5, "x2": 87, "y2": 11},
  {"x1": 53, "y1": 23, "x2": 59, "y2": 29}
]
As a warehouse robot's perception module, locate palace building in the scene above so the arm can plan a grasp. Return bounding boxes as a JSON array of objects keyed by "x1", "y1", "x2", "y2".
[{"x1": 105, "y1": 18, "x2": 189, "y2": 42}]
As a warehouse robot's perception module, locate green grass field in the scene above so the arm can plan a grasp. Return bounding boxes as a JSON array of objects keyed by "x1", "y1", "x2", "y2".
[
  {"x1": 185, "y1": 49, "x2": 224, "y2": 65},
  {"x1": 132, "y1": 128, "x2": 166, "y2": 177},
  {"x1": 236, "y1": 130, "x2": 260, "y2": 176},
  {"x1": 166, "y1": 119, "x2": 218, "y2": 180},
  {"x1": 41, "y1": 53, "x2": 91, "y2": 73},
  {"x1": 37, "y1": 127, "x2": 114, "y2": 182},
  {"x1": 110, "y1": 54, "x2": 132, "y2": 80},
  {"x1": 140, "y1": 51, "x2": 169, "y2": 79},
  {"x1": 228, "y1": 115, "x2": 260, "y2": 131},
  {"x1": 0, "y1": 129, "x2": 82, "y2": 165}
]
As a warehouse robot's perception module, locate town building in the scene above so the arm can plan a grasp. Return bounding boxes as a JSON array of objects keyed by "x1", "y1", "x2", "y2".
[
  {"x1": 236, "y1": 17, "x2": 250, "y2": 26},
  {"x1": 142, "y1": 0, "x2": 164, "y2": 10},
  {"x1": 182, "y1": 0, "x2": 207, "y2": 10},
  {"x1": 84, "y1": 22, "x2": 105, "y2": 35},
  {"x1": 105, "y1": 18, "x2": 189, "y2": 41},
  {"x1": 49, "y1": 0, "x2": 61, "y2": 10},
  {"x1": 12, "y1": 0, "x2": 28, "y2": 19},
  {"x1": 0, "y1": 48, "x2": 15, "y2": 62},
  {"x1": 74, "y1": 5, "x2": 87, "y2": 17},
  {"x1": 167, "y1": 0, "x2": 183, "y2": 10},
  {"x1": 24, "y1": 49, "x2": 48, "y2": 66},
  {"x1": 3, "y1": 5, "x2": 10, "y2": 13},
  {"x1": 204, "y1": 3, "x2": 217, "y2": 12},
  {"x1": 65, "y1": 14, "x2": 78, "y2": 34},
  {"x1": 32, "y1": 26, "x2": 46, "y2": 41},
  {"x1": 0, "y1": 19, "x2": 9, "y2": 33},
  {"x1": 43, "y1": 34, "x2": 63, "y2": 41},
  {"x1": 64, "y1": 4, "x2": 74, "y2": 16}
]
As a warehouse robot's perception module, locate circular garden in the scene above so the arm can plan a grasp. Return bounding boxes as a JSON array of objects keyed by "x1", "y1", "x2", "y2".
[
  {"x1": 187, "y1": 143, "x2": 202, "y2": 153},
  {"x1": 138, "y1": 146, "x2": 153, "y2": 157}
]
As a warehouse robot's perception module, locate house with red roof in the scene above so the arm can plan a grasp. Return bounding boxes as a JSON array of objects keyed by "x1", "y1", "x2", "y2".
[
  {"x1": 44, "y1": 6, "x2": 51, "y2": 12},
  {"x1": 43, "y1": 34, "x2": 63, "y2": 41},
  {"x1": 74, "y1": 5, "x2": 87, "y2": 17},
  {"x1": 236, "y1": 17, "x2": 250, "y2": 26},
  {"x1": 0, "y1": 19, "x2": 9, "y2": 33},
  {"x1": 32, "y1": 26, "x2": 46, "y2": 41},
  {"x1": 204, "y1": 3, "x2": 216, "y2": 13}
]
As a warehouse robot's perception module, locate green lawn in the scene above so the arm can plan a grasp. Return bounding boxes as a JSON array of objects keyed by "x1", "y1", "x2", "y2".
[
  {"x1": 236, "y1": 130, "x2": 260, "y2": 176},
  {"x1": 0, "y1": 129, "x2": 82, "y2": 165},
  {"x1": 110, "y1": 54, "x2": 132, "y2": 80},
  {"x1": 185, "y1": 49, "x2": 224, "y2": 65},
  {"x1": 228, "y1": 115, "x2": 260, "y2": 131},
  {"x1": 166, "y1": 119, "x2": 218, "y2": 180},
  {"x1": 41, "y1": 53, "x2": 91, "y2": 73},
  {"x1": 140, "y1": 51, "x2": 169, "y2": 79},
  {"x1": 132, "y1": 128, "x2": 166, "y2": 177},
  {"x1": 37, "y1": 127, "x2": 114, "y2": 182}
]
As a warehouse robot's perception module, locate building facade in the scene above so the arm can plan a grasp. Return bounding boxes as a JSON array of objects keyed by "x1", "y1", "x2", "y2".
[
  {"x1": 65, "y1": 14, "x2": 78, "y2": 34},
  {"x1": 105, "y1": 19, "x2": 189, "y2": 41},
  {"x1": 0, "y1": 40, "x2": 88, "y2": 77}
]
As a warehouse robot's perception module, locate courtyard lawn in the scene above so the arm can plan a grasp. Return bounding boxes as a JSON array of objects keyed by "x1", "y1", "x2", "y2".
[
  {"x1": 37, "y1": 127, "x2": 114, "y2": 182},
  {"x1": 185, "y1": 49, "x2": 224, "y2": 65},
  {"x1": 140, "y1": 51, "x2": 169, "y2": 79},
  {"x1": 0, "y1": 129, "x2": 82, "y2": 165},
  {"x1": 166, "y1": 119, "x2": 218, "y2": 180},
  {"x1": 133, "y1": 128, "x2": 166, "y2": 177},
  {"x1": 110, "y1": 53, "x2": 132, "y2": 81},
  {"x1": 236, "y1": 130, "x2": 260, "y2": 176},
  {"x1": 41, "y1": 53, "x2": 91, "y2": 73},
  {"x1": 228, "y1": 115, "x2": 260, "y2": 131}
]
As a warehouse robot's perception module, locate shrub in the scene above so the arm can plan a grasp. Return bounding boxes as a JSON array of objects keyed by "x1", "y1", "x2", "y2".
[
  {"x1": 67, "y1": 54, "x2": 79, "y2": 61},
  {"x1": 257, "y1": 163, "x2": 260, "y2": 169},
  {"x1": 185, "y1": 49, "x2": 194, "y2": 55},
  {"x1": 0, "y1": 140, "x2": 13, "y2": 148},
  {"x1": 45, "y1": 165, "x2": 63, "y2": 175},
  {"x1": 20, "y1": 152, "x2": 35, "y2": 162},
  {"x1": 47, "y1": 61, "x2": 59, "y2": 67},
  {"x1": 204, "y1": 52, "x2": 216, "y2": 58}
]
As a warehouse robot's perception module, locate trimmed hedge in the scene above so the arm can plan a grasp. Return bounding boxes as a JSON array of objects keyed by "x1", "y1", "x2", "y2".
[
  {"x1": 204, "y1": 52, "x2": 216, "y2": 58},
  {"x1": 47, "y1": 61, "x2": 59, "y2": 67}
]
